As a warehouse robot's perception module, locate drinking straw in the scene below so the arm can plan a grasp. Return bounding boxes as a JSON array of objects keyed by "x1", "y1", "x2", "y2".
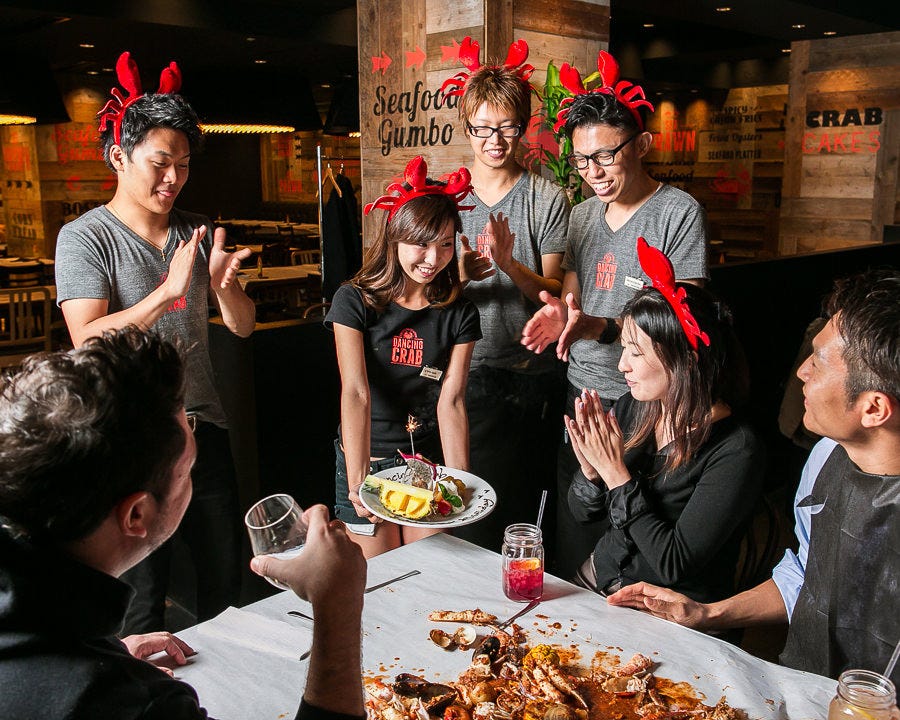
[
  {"x1": 536, "y1": 489, "x2": 548, "y2": 530},
  {"x1": 884, "y1": 637, "x2": 900, "y2": 679}
]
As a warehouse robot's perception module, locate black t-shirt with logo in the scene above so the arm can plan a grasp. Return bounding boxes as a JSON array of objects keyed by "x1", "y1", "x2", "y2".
[{"x1": 326, "y1": 284, "x2": 481, "y2": 456}]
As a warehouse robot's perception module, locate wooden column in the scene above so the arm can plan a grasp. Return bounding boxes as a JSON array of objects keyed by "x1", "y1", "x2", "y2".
[
  {"x1": 779, "y1": 31, "x2": 900, "y2": 253},
  {"x1": 357, "y1": 0, "x2": 609, "y2": 244}
]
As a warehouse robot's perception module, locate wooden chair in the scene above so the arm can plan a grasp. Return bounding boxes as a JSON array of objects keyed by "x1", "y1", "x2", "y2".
[
  {"x1": 734, "y1": 494, "x2": 788, "y2": 593},
  {"x1": 0, "y1": 286, "x2": 53, "y2": 369},
  {"x1": 302, "y1": 302, "x2": 331, "y2": 320},
  {"x1": 291, "y1": 249, "x2": 321, "y2": 266}
]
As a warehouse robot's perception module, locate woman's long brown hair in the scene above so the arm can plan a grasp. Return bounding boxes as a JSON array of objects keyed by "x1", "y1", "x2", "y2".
[
  {"x1": 622, "y1": 285, "x2": 749, "y2": 472},
  {"x1": 351, "y1": 192, "x2": 463, "y2": 312}
]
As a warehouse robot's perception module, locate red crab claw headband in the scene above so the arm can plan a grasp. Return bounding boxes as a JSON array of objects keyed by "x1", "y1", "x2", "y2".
[
  {"x1": 363, "y1": 156, "x2": 475, "y2": 222},
  {"x1": 553, "y1": 50, "x2": 654, "y2": 134},
  {"x1": 440, "y1": 37, "x2": 534, "y2": 98},
  {"x1": 98, "y1": 51, "x2": 183, "y2": 145},
  {"x1": 636, "y1": 237, "x2": 710, "y2": 350}
]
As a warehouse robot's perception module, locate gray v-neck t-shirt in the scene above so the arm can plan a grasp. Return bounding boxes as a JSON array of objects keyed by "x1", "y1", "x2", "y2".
[{"x1": 55, "y1": 205, "x2": 226, "y2": 426}]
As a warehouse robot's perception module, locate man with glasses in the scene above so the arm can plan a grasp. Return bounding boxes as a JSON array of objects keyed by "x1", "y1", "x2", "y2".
[
  {"x1": 520, "y1": 68, "x2": 707, "y2": 578},
  {"x1": 447, "y1": 46, "x2": 570, "y2": 550}
]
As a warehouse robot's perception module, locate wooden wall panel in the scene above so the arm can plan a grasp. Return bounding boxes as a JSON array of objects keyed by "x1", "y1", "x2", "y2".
[
  {"x1": 779, "y1": 31, "x2": 900, "y2": 253},
  {"x1": 513, "y1": 0, "x2": 609, "y2": 40}
]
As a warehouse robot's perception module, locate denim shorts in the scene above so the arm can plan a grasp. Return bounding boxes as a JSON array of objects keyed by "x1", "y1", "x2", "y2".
[{"x1": 333, "y1": 438, "x2": 404, "y2": 527}]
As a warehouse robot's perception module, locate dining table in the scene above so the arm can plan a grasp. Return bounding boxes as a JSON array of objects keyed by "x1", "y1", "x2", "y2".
[
  {"x1": 171, "y1": 534, "x2": 834, "y2": 720},
  {"x1": 237, "y1": 264, "x2": 321, "y2": 292},
  {"x1": 219, "y1": 219, "x2": 320, "y2": 237}
]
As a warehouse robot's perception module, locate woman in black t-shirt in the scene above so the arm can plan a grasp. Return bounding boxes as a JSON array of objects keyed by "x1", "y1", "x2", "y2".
[
  {"x1": 564, "y1": 239, "x2": 764, "y2": 602},
  {"x1": 325, "y1": 157, "x2": 482, "y2": 558}
]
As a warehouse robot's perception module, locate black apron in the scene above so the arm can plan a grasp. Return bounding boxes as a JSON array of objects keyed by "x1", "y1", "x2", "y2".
[{"x1": 780, "y1": 444, "x2": 900, "y2": 683}]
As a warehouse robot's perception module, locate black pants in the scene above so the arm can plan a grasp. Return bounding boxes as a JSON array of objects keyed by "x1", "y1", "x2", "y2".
[
  {"x1": 453, "y1": 365, "x2": 565, "y2": 552},
  {"x1": 553, "y1": 383, "x2": 613, "y2": 579},
  {"x1": 120, "y1": 422, "x2": 242, "y2": 634}
]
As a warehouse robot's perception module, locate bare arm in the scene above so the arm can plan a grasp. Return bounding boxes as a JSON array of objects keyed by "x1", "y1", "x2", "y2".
[
  {"x1": 606, "y1": 577, "x2": 789, "y2": 630},
  {"x1": 61, "y1": 232, "x2": 202, "y2": 347},
  {"x1": 250, "y1": 505, "x2": 367, "y2": 716},
  {"x1": 437, "y1": 341, "x2": 475, "y2": 471},
  {"x1": 208, "y1": 226, "x2": 255, "y2": 337},
  {"x1": 333, "y1": 324, "x2": 375, "y2": 520}
]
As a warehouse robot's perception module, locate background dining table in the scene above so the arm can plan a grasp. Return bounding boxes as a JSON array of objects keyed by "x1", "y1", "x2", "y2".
[{"x1": 171, "y1": 534, "x2": 835, "y2": 720}]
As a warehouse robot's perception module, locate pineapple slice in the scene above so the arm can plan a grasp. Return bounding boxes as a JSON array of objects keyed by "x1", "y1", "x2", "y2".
[{"x1": 377, "y1": 478, "x2": 434, "y2": 519}]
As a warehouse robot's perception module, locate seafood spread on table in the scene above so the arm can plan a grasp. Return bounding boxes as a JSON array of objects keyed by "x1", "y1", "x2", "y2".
[{"x1": 364, "y1": 609, "x2": 744, "y2": 720}]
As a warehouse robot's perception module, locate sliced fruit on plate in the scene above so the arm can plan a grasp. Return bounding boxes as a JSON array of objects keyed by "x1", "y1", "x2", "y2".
[{"x1": 376, "y1": 477, "x2": 435, "y2": 519}]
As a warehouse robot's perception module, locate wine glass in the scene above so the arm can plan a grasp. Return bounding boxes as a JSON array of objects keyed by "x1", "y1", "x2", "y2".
[{"x1": 244, "y1": 493, "x2": 308, "y2": 590}]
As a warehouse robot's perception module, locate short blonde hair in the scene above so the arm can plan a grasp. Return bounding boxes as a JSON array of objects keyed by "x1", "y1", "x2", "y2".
[{"x1": 459, "y1": 66, "x2": 532, "y2": 129}]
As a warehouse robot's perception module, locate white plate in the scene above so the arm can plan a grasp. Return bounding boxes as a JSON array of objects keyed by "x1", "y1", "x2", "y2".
[{"x1": 359, "y1": 466, "x2": 496, "y2": 528}]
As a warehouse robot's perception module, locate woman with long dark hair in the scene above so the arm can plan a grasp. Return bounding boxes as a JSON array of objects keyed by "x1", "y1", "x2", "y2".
[
  {"x1": 325, "y1": 157, "x2": 481, "y2": 557},
  {"x1": 566, "y1": 238, "x2": 764, "y2": 602}
]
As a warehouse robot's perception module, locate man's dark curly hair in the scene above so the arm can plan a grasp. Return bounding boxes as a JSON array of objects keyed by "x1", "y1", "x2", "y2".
[
  {"x1": 824, "y1": 268, "x2": 900, "y2": 403},
  {"x1": 0, "y1": 327, "x2": 186, "y2": 543},
  {"x1": 100, "y1": 93, "x2": 203, "y2": 171}
]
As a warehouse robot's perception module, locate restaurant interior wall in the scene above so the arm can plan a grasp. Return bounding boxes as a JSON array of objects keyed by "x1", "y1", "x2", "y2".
[
  {"x1": 356, "y1": 0, "x2": 611, "y2": 245},
  {"x1": 779, "y1": 30, "x2": 900, "y2": 253}
]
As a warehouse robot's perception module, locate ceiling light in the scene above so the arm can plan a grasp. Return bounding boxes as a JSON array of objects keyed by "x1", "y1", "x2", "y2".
[
  {"x1": 321, "y1": 83, "x2": 331, "y2": 88},
  {"x1": 254, "y1": 59, "x2": 267, "y2": 65},
  {"x1": 782, "y1": 48, "x2": 792, "y2": 53},
  {"x1": 246, "y1": 37, "x2": 256, "y2": 42},
  {"x1": 643, "y1": 23, "x2": 655, "y2": 28},
  {"x1": 0, "y1": 114, "x2": 37, "y2": 125},
  {"x1": 201, "y1": 123, "x2": 294, "y2": 134},
  {"x1": 792, "y1": 24, "x2": 806, "y2": 29},
  {"x1": 102, "y1": 67, "x2": 113, "y2": 72},
  {"x1": 823, "y1": 31, "x2": 837, "y2": 36},
  {"x1": 87, "y1": 70, "x2": 99, "y2": 75},
  {"x1": 716, "y1": 7, "x2": 731, "y2": 12},
  {"x1": 348, "y1": 131, "x2": 361, "y2": 138},
  {"x1": 79, "y1": 43, "x2": 94, "y2": 49}
]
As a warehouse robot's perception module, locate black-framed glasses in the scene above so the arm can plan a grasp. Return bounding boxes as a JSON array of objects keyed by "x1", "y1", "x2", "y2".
[
  {"x1": 466, "y1": 123, "x2": 523, "y2": 139},
  {"x1": 566, "y1": 133, "x2": 639, "y2": 170}
]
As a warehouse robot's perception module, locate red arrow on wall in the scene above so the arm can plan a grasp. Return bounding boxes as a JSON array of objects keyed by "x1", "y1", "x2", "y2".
[
  {"x1": 371, "y1": 52, "x2": 392, "y2": 74},
  {"x1": 405, "y1": 45, "x2": 426, "y2": 69},
  {"x1": 440, "y1": 39, "x2": 461, "y2": 62}
]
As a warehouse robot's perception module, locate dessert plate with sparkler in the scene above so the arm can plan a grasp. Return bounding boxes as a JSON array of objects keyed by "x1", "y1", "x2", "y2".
[
  {"x1": 359, "y1": 415, "x2": 496, "y2": 527},
  {"x1": 360, "y1": 461, "x2": 496, "y2": 528}
]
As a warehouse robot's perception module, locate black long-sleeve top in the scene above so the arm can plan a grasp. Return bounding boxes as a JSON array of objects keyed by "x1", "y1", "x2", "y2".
[{"x1": 569, "y1": 392, "x2": 765, "y2": 603}]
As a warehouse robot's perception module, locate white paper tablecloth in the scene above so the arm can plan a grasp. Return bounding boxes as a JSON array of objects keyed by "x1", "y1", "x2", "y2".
[{"x1": 175, "y1": 534, "x2": 835, "y2": 720}]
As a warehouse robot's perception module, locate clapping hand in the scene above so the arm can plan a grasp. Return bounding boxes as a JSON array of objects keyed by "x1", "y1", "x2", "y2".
[
  {"x1": 209, "y1": 226, "x2": 252, "y2": 291},
  {"x1": 484, "y1": 213, "x2": 515, "y2": 274},
  {"x1": 163, "y1": 226, "x2": 202, "y2": 301},
  {"x1": 521, "y1": 290, "x2": 567, "y2": 354},
  {"x1": 459, "y1": 235, "x2": 495, "y2": 282}
]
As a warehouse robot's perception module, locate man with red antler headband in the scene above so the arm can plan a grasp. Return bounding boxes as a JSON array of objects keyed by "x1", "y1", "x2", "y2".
[
  {"x1": 55, "y1": 52, "x2": 256, "y2": 633},
  {"x1": 442, "y1": 38, "x2": 570, "y2": 549},
  {"x1": 520, "y1": 51, "x2": 708, "y2": 577}
]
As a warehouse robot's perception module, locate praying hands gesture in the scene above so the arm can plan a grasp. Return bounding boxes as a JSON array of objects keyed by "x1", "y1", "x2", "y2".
[{"x1": 565, "y1": 389, "x2": 631, "y2": 490}]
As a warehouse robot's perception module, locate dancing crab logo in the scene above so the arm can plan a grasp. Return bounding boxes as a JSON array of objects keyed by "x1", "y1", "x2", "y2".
[
  {"x1": 595, "y1": 253, "x2": 617, "y2": 291},
  {"x1": 391, "y1": 328, "x2": 425, "y2": 367}
]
